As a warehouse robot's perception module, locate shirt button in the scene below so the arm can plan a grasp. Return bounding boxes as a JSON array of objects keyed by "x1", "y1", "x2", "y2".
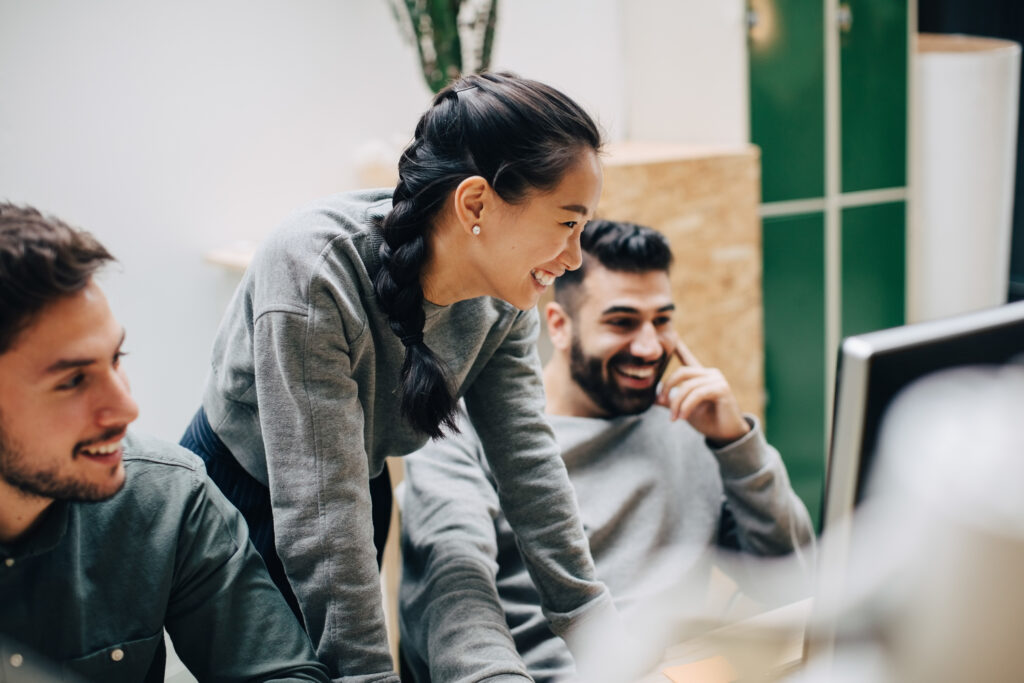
[
  {"x1": 10, "y1": 653, "x2": 23, "y2": 667},
  {"x1": 110, "y1": 648, "x2": 124, "y2": 662},
  {"x1": 3, "y1": 558, "x2": 13, "y2": 567}
]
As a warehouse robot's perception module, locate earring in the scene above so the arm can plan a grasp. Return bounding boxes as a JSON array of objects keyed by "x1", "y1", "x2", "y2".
[{"x1": 472, "y1": 225, "x2": 481, "y2": 235}]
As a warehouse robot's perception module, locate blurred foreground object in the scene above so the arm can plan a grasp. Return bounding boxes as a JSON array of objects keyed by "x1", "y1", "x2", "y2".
[{"x1": 798, "y1": 363, "x2": 1024, "y2": 682}]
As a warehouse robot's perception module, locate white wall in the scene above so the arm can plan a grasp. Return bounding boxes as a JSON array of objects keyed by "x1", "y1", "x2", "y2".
[
  {"x1": 0, "y1": 0, "x2": 747, "y2": 441},
  {"x1": 622, "y1": 0, "x2": 749, "y2": 145}
]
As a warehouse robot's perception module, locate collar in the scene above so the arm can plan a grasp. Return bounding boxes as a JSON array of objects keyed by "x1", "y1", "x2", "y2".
[{"x1": 0, "y1": 500, "x2": 71, "y2": 561}]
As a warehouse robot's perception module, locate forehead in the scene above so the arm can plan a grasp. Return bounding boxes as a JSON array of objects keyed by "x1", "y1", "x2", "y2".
[
  {"x1": 578, "y1": 265, "x2": 673, "y2": 314},
  {"x1": 0, "y1": 282, "x2": 120, "y2": 378},
  {"x1": 533, "y1": 149, "x2": 603, "y2": 215}
]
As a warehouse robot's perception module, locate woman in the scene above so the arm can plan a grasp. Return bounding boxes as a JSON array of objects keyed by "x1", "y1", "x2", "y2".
[{"x1": 181, "y1": 72, "x2": 611, "y2": 680}]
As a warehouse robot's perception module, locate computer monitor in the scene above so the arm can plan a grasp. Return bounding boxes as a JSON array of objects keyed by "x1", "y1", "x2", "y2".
[
  {"x1": 822, "y1": 300, "x2": 1024, "y2": 531},
  {"x1": 805, "y1": 301, "x2": 1024, "y2": 671}
]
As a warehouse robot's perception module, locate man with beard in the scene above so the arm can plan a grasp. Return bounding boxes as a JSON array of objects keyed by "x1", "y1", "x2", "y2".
[
  {"x1": 398, "y1": 220, "x2": 813, "y2": 682},
  {"x1": 0, "y1": 204, "x2": 328, "y2": 682}
]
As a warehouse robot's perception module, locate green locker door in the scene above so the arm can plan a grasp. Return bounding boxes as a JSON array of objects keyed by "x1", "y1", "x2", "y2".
[
  {"x1": 763, "y1": 212, "x2": 827, "y2": 527},
  {"x1": 749, "y1": 0, "x2": 825, "y2": 202},
  {"x1": 841, "y1": 202, "x2": 906, "y2": 337},
  {"x1": 840, "y1": 0, "x2": 908, "y2": 192}
]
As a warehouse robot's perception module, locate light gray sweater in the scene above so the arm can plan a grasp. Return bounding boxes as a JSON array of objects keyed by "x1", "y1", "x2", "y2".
[
  {"x1": 201, "y1": 190, "x2": 610, "y2": 682},
  {"x1": 399, "y1": 407, "x2": 814, "y2": 682}
]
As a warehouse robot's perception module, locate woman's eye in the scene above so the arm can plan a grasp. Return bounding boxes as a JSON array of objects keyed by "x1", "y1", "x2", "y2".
[
  {"x1": 57, "y1": 373, "x2": 86, "y2": 391},
  {"x1": 562, "y1": 221, "x2": 578, "y2": 229}
]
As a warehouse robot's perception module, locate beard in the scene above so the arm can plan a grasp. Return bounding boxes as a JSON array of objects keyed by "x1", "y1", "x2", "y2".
[
  {"x1": 568, "y1": 336, "x2": 670, "y2": 417},
  {"x1": 0, "y1": 419, "x2": 124, "y2": 503}
]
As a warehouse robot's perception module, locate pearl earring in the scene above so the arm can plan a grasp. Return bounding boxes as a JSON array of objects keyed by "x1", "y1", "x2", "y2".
[{"x1": 472, "y1": 225, "x2": 481, "y2": 235}]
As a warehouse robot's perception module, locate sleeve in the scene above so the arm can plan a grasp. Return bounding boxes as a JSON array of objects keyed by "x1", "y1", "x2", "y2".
[
  {"x1": 711, "y1": 415, "x2": 816, "y2": 571},
  {"x1": 252, "y1": 307, "x2": 396, "y2": 682},
  {"x1": 399, "y1": 407, "x2": 533, "y2": 682},
  {"x1": 165, "y1": 467, "x2": 331, "y2": 683},
  {"x1": 461, "y1": 309, "x2": 626, "y2": 669}
]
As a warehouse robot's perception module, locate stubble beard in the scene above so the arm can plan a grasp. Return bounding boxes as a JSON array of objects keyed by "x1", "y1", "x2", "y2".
[
  {"x1": 0, "y1": 418, "x2": 124, "y2": 503},
  {"x1": 568, "y1": 337, "x2": 668, "y2": 417}
]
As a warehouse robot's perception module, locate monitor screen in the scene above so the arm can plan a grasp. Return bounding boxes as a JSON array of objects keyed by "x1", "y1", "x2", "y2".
[
  {"x1": 821, "y1": 299, "x2": 1024, "y2": 534},
  {"x1": 805, "y1": 301, "x2": 1024, "y2": 670}
]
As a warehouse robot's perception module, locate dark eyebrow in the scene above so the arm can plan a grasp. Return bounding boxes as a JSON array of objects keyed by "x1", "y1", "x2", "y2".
[
  {"x1": 560, "y1": 204, "x2": 590, "y2": 215},
  {"x1": 44, "y1": 330, "x2": 127, "y2": 374},
  {"x1": 600, "y1": 304, "x2": 676, "y2": 316}
]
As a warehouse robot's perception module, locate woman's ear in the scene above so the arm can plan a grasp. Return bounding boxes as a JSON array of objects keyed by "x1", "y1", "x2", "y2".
[
  {"x1": 546, "y1": 302, "x2": 573, "y2": 351},
  {"x1": 452, "y1": 176, "x2": 489, "y2": 236}
]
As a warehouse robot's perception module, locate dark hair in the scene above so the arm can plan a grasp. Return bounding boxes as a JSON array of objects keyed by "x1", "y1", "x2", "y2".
[
  {"x1": 0, "y1": 203, "x2": 115, "y2": 354},
  {"x1": 554, "y1": 219, "x2": 673, "y2": 314},
  {"x1": 374, "y1": 72, "x2": 603, "y2": 438}
]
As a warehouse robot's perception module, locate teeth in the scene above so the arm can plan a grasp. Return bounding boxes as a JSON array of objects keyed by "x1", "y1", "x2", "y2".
[
  {"x1": 618, "y1": 366, "x2": 655, "y2": 379},
  {"x1": 531, "y1": 269, "x2": 555, "y2": 287},
  {"x1": 82, "y1": 441, "x2": 121, "y2": 455}
]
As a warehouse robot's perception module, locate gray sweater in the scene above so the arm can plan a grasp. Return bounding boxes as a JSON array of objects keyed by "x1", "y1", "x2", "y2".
[
  {"x1": 202, "y1": 190, "x2": 610, "y2": 682},
  {"x1": 399, "y1": 408, "x2": 814, "y2": 682}
]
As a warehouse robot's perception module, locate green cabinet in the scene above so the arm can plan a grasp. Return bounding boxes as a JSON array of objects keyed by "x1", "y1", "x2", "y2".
[
  {"x1": 750, "y1": 0, "x2": 825, "y2": 202},
  {"x1": 750, "y1": 0, "x2": 909, "y2": 527},
  {"x1": 842, "y1": 202, "x2": 906, "y2": 337},
  {"x1": 763, "y1": 213, "x2": 827, "y2": 515},
  {"x1": 840, "y1": 1, "x2": 909, "y2": 193}
]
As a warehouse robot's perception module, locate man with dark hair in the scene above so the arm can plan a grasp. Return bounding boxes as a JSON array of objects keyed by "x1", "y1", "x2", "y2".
[
  {"x1": 398, "y1": 220, "x2": 814, "y2": 682},
  {"x1": 0, "y1": 203, "x2": 329, "y2": 682}
]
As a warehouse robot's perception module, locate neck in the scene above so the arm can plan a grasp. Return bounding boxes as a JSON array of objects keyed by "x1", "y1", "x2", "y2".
[
  {"x1": 543, "y1": 356, "x2": 604, "y2": 418},
  {"x1": 0, "y1": 479, "x2": 53, "y2": 544},
  {"x1": 420, "y1": 215, "x2": 488, "y2": 306}
]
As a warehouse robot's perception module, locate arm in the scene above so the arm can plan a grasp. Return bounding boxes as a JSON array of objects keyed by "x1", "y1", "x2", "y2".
[
  {"x1": 400, "y1": 408, "x2": 533, "y2": 682},
  {"x1": 657, "y1": 338, "x2": 814, "y2": 585},
  {"x1": 462, "y1": 309, "x2": 621, "y2": 662},
  {"x1": 711, "y1": 416, "x2": 814, "y2": 557},
  {"x1": 166, "y1": 466, "x2": 330, "y2": 682},
  {"x1": 253, "y1": 308, "x2": 395, "y2": 682}
]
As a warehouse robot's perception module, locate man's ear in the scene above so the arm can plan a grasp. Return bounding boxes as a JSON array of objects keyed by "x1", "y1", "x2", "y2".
[
  {"x1": 546, "y1": 301, "x2": 573, "y2": 351},
  {"x1": 452, "y1": 176, "x2": 489, "y2": 236}
]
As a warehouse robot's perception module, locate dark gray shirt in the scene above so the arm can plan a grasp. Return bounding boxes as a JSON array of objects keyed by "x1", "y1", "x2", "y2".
[
  {"x1": 202, "y1": 190, "x2": 610, "y2": 681},
  {"x1": 0, "y1": 432, "x2": 328, "y2": 683},
  {"x1": 400, "y1": 408, "x2": 814, "y2": 682}
]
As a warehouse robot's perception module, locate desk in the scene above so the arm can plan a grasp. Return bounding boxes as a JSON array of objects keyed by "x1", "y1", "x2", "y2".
[{"x1": 639, "y1": 599, "x2": 811, "y2": 682}]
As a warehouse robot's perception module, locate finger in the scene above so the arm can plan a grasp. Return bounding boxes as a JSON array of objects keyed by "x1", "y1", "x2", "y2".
[
  {"x1": 668, "y1": 375, "x2": 719, "y2": 420},
  {"x1": 659, "y1": 366, "x2": 711, "y2": 394},
  {"x1": 678, "y1": 381, "x2": 729, "y2": 421},
  {"x1": 674, "y1": 338, "x2": 703, "y2": 368}
]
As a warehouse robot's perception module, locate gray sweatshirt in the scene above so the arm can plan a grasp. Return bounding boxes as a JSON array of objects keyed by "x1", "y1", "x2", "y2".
[
  {"x1": 399, "y1": 408, "x2": 814, "y2": 682},
  {"x1": 201, "y1": 190, "x2": 610, "y2": 682}
]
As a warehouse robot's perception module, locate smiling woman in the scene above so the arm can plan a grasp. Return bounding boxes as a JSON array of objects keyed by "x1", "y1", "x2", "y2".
[{"x1": 179, "y1": 72, "x2": 617, "y2": 681}]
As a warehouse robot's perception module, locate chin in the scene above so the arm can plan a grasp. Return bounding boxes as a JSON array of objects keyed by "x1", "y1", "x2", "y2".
[
  {"x1": 83, "y1": 463, "x2": 127, "y2": 502},
  {"x1": 499, "y1": 288, "x2": 540, "y2": 311}
]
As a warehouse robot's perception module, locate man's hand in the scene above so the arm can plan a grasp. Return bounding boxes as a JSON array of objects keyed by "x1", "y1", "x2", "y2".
[{"x1": 655, "y1": 338, "x2": 750, "y2": 444}]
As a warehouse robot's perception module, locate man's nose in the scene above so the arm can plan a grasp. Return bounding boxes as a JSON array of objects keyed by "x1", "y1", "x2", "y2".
[
  {"x1": 630, "y1": 323, "x2": 663, "y2": 360},
  {"x1": 96, "y1": 368, "x2": 139, "y2": 428}
]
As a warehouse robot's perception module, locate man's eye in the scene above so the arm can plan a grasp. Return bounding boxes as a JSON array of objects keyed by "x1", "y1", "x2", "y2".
[
  {"x1": 607, "y1": 319, "x2": 635, "y2": 328},
  {"x1": 655, "y1": 317, "x2": 672, "y2": 327},
  {"x1": 57, "y1": 373, "x2": 86, "y2": 391},
  {"x1": 562, "y1": 221, "x2": 578, "y2": 229}
]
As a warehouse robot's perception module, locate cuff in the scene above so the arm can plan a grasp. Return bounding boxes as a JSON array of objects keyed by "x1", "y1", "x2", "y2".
[{"x1": 709, "y1": 415, "x2": 774, "y2": 478}]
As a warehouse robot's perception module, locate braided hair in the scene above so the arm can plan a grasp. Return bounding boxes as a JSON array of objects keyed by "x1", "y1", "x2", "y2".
[{"x1": 374, "y1": 72, "x2": 602, "y2": 438}]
